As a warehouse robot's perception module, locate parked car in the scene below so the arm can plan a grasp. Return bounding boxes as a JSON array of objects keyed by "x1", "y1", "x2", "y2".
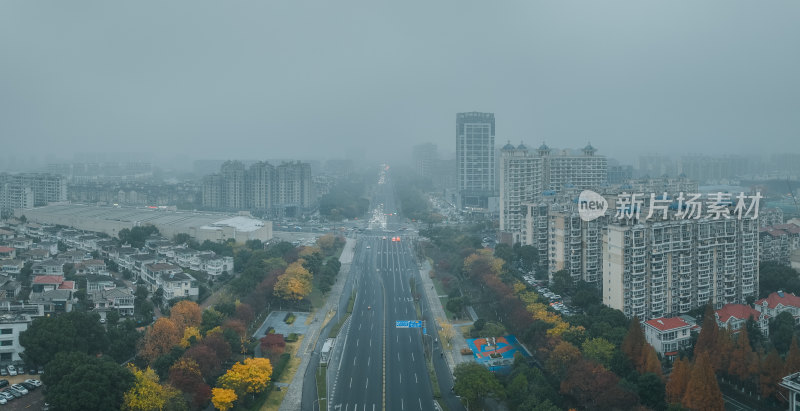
[
  {"x1": 20, "y1": 382, "x2": 36, "y2": 391},
  {"x1": 0, "y1": 368, "x2": 7, "y2": 377},
  {"x1": 38, "y1": 366, "x2": 44, "y2": 374},
  {"x1": 6, "y1": 365, "x2": 16, "y2": 376},
  {"x1": 0, "y1": 380, "x2": 7, "y2": 388},
  {"x1": 3, "y1": 388, "x2": 21, "y2": 398},
  {"x1": 10, "y1": 384, "x2": 28, "y2": 395},
  {"x1": 0, "y1": 396, "x2": 6, "y2": 405},
  {"x1": 0, "y1": 390, "x2": 14, "y2": 401},
  {"x1": 24, "y1": 379, "x2": 42, "y2": 387}
]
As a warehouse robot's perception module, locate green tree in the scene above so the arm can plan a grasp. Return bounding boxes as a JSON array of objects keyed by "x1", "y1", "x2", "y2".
[
  {"x1": 638, "y1": 372, "x2": 667, "y2": 411},
  {"x1": 769, "y1": 311, "x2": 795, "y2": 354},
  {"x1": 42, "y1": 352, "x2": 135, "y2": 411},
  {"x1": 454, "y1": 362, "x2": 504, "y2": 409},
  {"x1": 581, "y1": 337, "x2": 615, "y2": 367},
  {"x1": 20, "y1": 311, "x2": 109, "y2": 366},
  {"x1": 759, "y1": 263, "x2": 800, "y2": 296}
]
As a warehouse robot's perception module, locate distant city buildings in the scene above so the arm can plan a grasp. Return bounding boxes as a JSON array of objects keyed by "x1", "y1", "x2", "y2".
[
  {"x1": 0, "y1": 173, "x2": 67, "y2": 218},
  {"x1": 456, "y1": 112, "x2": 496, "y2": 209},
  {"x1": 679, "y1": 155, "x2": 749, "y2": 183},
  {"x1": 202, "y1": 160, "x2": 313, "y2": 216},
  {"x1": 47, "y1": 161, "x2": 153, "y2": 183}
]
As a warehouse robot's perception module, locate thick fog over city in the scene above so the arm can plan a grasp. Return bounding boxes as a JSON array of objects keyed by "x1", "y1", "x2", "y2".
[
  {"x1": 2, "y1": 2, "x2": 800, "y2": 411},
  {"x1": 1, "y1": 1, "x2": 799, "y2": 169}
]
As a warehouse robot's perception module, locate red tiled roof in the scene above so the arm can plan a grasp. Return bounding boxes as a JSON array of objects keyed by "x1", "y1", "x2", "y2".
[
  {"x1": 0, "y1": 247, "x2": 14, "y2": 253},
  {"x1": 716, "y1": 304, "x2": 763, "y2": 323},
  {"x1": 756, "y1": 291, "x2": 800, "y2": 310},
  {"x1": 32, "y1": 275, "x2": 64, "y2": 284},
  {"x1": 645, "y1": 317, "x2": 690, "y2": 331},
  {"x1": 58, "y1": 281, "x2": 75, "y2": 290}
]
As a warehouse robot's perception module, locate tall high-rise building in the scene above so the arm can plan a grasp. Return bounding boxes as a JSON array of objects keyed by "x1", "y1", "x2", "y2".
[
  {"x1": 275, "y1": 161, "x2": 313, "y2": 209},
  {"x1": 220, "y1": 161, "x2": 246, "y2": 210},
  {"x1": 499, "y1": 142, "x2": 542, "y2": 244},
  {"x1": 548, "y1": 204, "x2": 608, "y2": 284},
  {"x1": 412, "y1": 143, "x2": 439, "y2": 178},
  {"x1": 456, "y1": 112, "x2": 496, "y2": 209},
  {"x1": 603, "y1": 215, "x2": 759, "y2": 321},
  {"x1": 247, "y1": 162, "x2": 274, "y2": 210},
  {"x1": 537, "y1": 144, "x2": 607, "y2": 192},
  {"x1": 500, "y1": 143, "x2": 608, "y2": 244}
]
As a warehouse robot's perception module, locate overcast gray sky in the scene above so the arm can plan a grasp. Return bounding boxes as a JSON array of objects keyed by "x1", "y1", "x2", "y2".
[{"x1": 1, "y1": 0, "x2": 798, "y2": 168}]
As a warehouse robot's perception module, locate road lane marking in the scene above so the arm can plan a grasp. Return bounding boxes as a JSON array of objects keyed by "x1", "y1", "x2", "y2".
[
  {"x1": 368, "y1": 356, "x2": 371, "y2": 366},
  {"x1": 402, "y1": 398, "x2": 404, "y2": 410},
  {"x1": 366, "y1": 377, "x2": 368, "y2": 390},
  {"x1": 350, "y1": 377, "x2": 352, "y2": 388},
  {"x1": 415, "y1": 373, "x2": 418, "y2": 383},
  {"x1": 419, "y1": 398, "x2": 422, "y2": 410},
  {"x1": 411, "y1": 352, "x2": 414, "y2": 362}
]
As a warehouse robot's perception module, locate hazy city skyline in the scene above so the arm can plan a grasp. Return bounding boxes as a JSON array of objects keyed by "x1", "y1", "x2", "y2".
[{"x1": 2, "y1": 1, "x2": 798, "y2": 168}]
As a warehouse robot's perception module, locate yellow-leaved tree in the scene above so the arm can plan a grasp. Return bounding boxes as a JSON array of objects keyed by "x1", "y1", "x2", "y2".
[
  {"x1": 217, "y1": 357, "x2": 274, "y2": 397},
  {"x1": 180, "y1": 326, "x2": 202, "y2": 348},
  {"x1": 123, "y1": 365, "x2": 184, "y2": 411},
  {"x1": 211, "y1": 387, "x2": 237, "y2": 411},
  {"x1": 274, "y1": 261, "x2": 312, "y2": 301}
]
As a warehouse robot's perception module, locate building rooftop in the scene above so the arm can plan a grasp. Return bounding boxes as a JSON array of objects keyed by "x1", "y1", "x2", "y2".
[
  {"x1": 644, "y1": 317, "x2": 691, "y2": 331},
  {"x1": 716, "y1": 304, "x2": 764, "y2": 323},
  {"x1": 756, "y1": 291, "x2": 800, "y2": 310}
]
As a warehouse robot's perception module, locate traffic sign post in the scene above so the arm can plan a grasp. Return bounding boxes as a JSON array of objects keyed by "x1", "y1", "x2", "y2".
[{"x1": 395, "y1": 320, "x2": 424, "y2": 329}]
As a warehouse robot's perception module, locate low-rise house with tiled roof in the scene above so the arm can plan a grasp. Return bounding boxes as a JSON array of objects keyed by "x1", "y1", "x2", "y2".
[
  {"x1": 10, "y1": 237, "x2": 33, "y2": 250},
  {"x1": 155, "y1": 271, "x2": 198, "y2": 301},
  {"x1": 59, "y1": 249, "x2": 91, "y2": 263},
  {"x1": 32, "y1": 259, "x2": 64, "y2": 275},
  {"x1": 32, "y1": 241, "x2": 59, "y2": 256},
  {"x1": 0, "y1": 246, "x2": 15, "y2": 260},
  {"x1": 29, "y1": 289, "x2": 75, "y2": 314},
  {"x1": 643, "y1": 316, "x2": 695, "y2": 359},
  {"x1": 0, "y1": 229, "x2": 14, "y2": 241},
  {"x1": 89, "y1": 287, "x2": 134, "y2": 317},
  {"x1": 22, "y1": 248, "x2": 50, "y2": 262},
  {"x1": 715, "y1": 303, "x2": 769, "y2": 336},
  {"x1": 756, "y1": 290, "x2": 800, "y2": 325},
  {"x1": 0, "y1": 260, "x2": 24, "y2": 275},
  {"x1": 86, "y1": 274, "x2": 117, "y2": 292},
  {"x1": 74, "y1": 259, "x2": 108, "y2": 276},
  {"x1": 142, "y1": 263, "x2": 183, "y2": 287}
]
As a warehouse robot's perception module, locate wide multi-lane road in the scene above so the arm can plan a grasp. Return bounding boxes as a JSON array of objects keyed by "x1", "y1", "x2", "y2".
[{"x1": 328, "y1": 167, "x2": 436, "y2": 410}]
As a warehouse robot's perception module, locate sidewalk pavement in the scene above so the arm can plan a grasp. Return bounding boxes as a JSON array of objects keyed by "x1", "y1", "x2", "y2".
[
  {"x1": 278, "y1": 238, "x2": 356, "y2": 411},
  {"x1": 417, "y1": 260, "x2": 473, "y2": 374}
]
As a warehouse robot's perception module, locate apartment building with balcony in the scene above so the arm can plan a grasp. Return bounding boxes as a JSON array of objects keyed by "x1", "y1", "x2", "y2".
[
  {"x1": 603, "y1": 214, "x2": 759, "y2": 321},
  {"x1": 548, "y1": 204, "x2": 608, "y2": 284},
  {"x1": 759, "y1": 223, "x2": 800, "y2": 264},
  {"x1": 499, "y1": 142, "x2": 542, "y2": 245}
]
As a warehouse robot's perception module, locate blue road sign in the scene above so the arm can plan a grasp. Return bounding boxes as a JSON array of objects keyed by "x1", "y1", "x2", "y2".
[
  {"x1": 423, "y1": 327, "x2": 427, "y2": 335},
  {"x1": 395, "y1": 320, "x2": 423, "y2": 329}
]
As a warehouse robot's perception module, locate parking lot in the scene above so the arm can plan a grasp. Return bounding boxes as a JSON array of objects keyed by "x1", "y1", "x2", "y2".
[
  {"x1": 0, "y1": 373, "x2": 45, "y2": 410},
  {"x1": 522, "y1": 274, "x2": 577, "y2": 316}
]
